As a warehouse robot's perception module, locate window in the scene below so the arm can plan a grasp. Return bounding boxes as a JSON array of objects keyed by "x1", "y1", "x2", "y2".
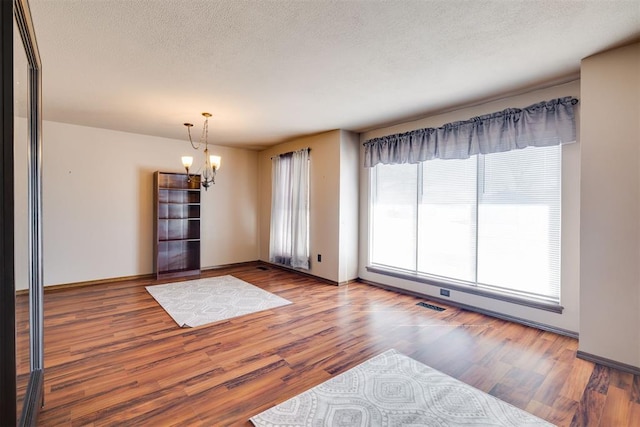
[{"x1": 370, "y1": 145, "x2": 561, "y2": 304}]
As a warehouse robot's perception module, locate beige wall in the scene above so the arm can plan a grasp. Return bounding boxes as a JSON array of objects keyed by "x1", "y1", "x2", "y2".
[
  {"x1": 580, "y1": 42, "x2": 640, "y2": 368},
  {"x1": 38, "y1": 120, "x2": 259, "y2": 286},
  {"x1": 338, "y1": 130, "x2": 360, "y2": 283},
  {"x1": 14, "y1": 118, "x2": 29, "y2": 291},
  {"x1": 359, "y1": 81, "x2": 581, "y2": 334},
  {"x1": 257, "y1": 130, "x2": 359, "y2": 283}
]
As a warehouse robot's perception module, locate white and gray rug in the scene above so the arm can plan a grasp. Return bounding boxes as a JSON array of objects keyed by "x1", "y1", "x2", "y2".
[
  {"x1": 250, "y1": 349, "x2": 554, "y2": 426},
  {"x1": 146, "y1": 275, "x2": 291, "y2": 328}
]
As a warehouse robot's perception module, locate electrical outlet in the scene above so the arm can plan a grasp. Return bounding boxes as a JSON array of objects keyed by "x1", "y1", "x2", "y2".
[
  {"x1": 317, "y1": 254, "x2": 322, "y2": 262},
  {"x1": 440, "y1": 289, "x2": 450, "y2": 297}
]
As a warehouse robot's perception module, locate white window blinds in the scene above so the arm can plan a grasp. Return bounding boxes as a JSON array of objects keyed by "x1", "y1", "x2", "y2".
[
  {"x1": 370, "y1": 145, "x2": 561, "y2": 303},
  {"x1": 477, "y1": 146, "x2": 561, "y2": 300}
]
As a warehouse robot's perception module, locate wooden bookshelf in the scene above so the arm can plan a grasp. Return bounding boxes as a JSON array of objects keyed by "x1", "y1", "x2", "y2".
[{"x1": 154, "y1": 172, "x2": 201, "y2": 279}]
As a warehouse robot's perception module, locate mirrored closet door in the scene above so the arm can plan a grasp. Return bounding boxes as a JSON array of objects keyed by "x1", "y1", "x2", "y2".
[{"x1": 1, "y1": 0, "x2": 43, "y2": 425}]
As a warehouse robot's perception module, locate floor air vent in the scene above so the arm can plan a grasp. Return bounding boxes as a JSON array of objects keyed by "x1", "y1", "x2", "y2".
[
  {"x1": 256, "y1": 266, "x2": 269, "y2": 271},
  {"x1": 417, "y1": 302, "x2": 445, "y2": 312}
]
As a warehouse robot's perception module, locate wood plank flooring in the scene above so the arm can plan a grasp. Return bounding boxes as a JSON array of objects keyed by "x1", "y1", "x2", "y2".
[{"x1": 24, "y1": 264, "x2": 640, "y2": 426}]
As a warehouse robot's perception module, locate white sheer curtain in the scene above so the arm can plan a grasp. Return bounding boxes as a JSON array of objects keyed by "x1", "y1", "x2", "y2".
[{"x1": 269, "y1": 148, "x2": 310, "y2": 269}]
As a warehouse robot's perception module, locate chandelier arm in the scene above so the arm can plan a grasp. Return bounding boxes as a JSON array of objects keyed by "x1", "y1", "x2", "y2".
[{"x1": 185, "y1": 168, "x2": 199, "y2": 184}]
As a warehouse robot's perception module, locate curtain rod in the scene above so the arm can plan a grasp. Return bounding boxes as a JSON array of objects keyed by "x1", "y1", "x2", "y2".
[{"x1": 271, "y1": 147, "x2": 310, "y2": 159}]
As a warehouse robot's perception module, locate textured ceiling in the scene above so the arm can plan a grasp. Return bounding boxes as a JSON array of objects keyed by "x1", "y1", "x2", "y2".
[{"x1": 29, "y1": 0, "x2": 640, "y2": 150}]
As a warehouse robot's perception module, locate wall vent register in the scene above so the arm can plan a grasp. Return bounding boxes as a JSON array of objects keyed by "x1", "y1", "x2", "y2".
[{"x1": 416, "y1": 302, "x2": 446, "y2": 312}]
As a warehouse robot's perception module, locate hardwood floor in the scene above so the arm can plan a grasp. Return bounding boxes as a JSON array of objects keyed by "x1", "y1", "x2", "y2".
[{"x1": 28, "y1": 264, "x2": 639, "y2": 426}]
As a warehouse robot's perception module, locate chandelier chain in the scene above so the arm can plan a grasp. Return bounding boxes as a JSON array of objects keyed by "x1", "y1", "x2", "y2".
[
  {"x1": 186, "y1": 125, "x2": 200, "y2": 150},
  {"x1": 201, "y1": 117, "x2": 209, "y2": 149}
]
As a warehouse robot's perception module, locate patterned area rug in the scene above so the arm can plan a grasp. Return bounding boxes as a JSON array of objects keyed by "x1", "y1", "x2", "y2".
[
  {"x1": 146, "y1": 275, "x2": 291, "y2": 328},
  {"x1": 250, "y1": 349, "x2": 554, "y2": 426}
]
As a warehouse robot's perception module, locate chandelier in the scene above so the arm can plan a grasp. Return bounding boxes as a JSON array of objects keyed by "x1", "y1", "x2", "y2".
[{"x1": 181, "y1": 112, "x2": 221, "y2": 190}]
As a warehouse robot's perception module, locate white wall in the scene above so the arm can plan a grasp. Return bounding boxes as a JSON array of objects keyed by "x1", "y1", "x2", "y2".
[
  {"x1": 359, "y1": 81, "x2": 581, "y2": 334},
  {"x1": 579, "y1": 42, "x2": 640, "y2": 368},
  {"x1": 257, "y1": 130, "x2": 359, "y2": 283},
  {"x1": 37, "y1": 121, "x2": 258, "y2": 286}
]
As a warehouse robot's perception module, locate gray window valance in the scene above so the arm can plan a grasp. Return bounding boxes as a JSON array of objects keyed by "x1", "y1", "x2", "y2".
[{"x1": 364, "y1": 96, "x2": 579, "y2": 167}]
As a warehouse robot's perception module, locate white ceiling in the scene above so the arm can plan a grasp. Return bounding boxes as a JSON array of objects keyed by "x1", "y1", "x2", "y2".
[{"x1": 29, "y1": 0, "x2": 640, "y2": 150}]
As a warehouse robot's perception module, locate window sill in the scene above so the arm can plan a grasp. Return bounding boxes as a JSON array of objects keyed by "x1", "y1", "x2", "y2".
[{"x1": 365, "y1": 265, "x2": 564, "y2": 314}]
